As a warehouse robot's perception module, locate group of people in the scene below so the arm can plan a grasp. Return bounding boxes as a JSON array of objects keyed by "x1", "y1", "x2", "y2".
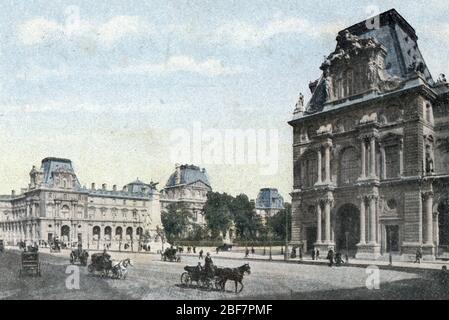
[
  {"x1": 187, "y1": 246, "x2": 197, "y2": 254},
  {"x1": 196, "y1": 251, "x2": 215, "y2": 277},
  {"x1": 326, "y1": 249, "x2": 348, "y2": 267}
]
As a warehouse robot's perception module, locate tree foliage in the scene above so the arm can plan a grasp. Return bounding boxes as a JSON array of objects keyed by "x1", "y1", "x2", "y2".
[
  {"x1": 203, "y1": 192, "x2": 234, "y2": 239},
  {"x1": 161, "y1": 203, "x2": 192, "y2": 242},
  {"x1": 267, "y1": 203, "x2": 292, "y2": 241}
]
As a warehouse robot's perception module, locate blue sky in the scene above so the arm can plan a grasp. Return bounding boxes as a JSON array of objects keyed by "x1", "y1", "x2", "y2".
[{"x1": 0, "y1": 0, "x2": 448, "y2": 199}]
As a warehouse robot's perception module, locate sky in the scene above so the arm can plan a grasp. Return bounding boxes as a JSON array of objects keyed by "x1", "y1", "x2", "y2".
[{"x1": 0, "y1": 0, "x2": 448, "y2": 200}]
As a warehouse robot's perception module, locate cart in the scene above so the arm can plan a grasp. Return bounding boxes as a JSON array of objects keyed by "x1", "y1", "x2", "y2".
[{"x1": 19, "y1": 251, "x2": 42, "y2": 277}]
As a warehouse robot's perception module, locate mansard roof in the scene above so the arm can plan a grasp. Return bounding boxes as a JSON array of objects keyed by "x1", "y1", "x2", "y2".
[
  {"x1": 41, "y1": 157, "x2": 81, "y2": 189},
  {"x1": 165, "y1": 164, "x2": 211, "y2": 189},
  {"x1": 255, "y1": 188, "x2": 285, "y2": 210},
  {"x1": 291, "y1": 9, "x2": 439, "y2": 122}
]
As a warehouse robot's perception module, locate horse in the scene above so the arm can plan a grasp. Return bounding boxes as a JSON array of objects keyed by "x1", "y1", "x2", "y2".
[
  {"x1": 111, "y1": 258, "x2": 133, "y2": 279},
  {"x1": 215, "y1": 263, "x2": 251, "y2": 293}
]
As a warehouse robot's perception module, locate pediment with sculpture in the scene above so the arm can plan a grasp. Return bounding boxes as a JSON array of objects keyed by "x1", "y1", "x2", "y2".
[{"x1": 305, "y1": 31, "x2": 405, "y2": 115}]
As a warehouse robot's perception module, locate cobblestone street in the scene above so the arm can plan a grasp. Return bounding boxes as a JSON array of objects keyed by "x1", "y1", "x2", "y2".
[{"x1": 1, "y1": 249, "x2": 447, "y2": 300}]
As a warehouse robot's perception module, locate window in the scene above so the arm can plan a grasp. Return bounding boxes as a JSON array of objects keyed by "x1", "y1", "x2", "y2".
[
  {"x1": 339, "y1": 147, "x2": 359, "y2": 185},
  {"x1": 385, "y1": 145, "x2": 400, "y2": 178},
  {"x1": 301, "y1": 152, "x2": 318, "y2": 188}
]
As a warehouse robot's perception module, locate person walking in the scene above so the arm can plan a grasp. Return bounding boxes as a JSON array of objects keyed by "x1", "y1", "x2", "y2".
[
  {"x1": 251, "y1": 247, "x2": 255, "y2": 255},
  {"x1": 245, "y1": 248, "x2": 249, "y2": 258},
  {"x1": 327, "y1": 248, "x2": 334, "y2": 267},
  {"x1": 199, "y1": 249, "x2": 204, "y2": 260},
  {"x1": 414, "y1": 247, "x2": 422, "y2": 264},
  {"x1": 311, "y1": 249, "x2": 316, "y2": 261},
  {"x1": 316, "y1": 249, "x2": 320, "y2": 260}
]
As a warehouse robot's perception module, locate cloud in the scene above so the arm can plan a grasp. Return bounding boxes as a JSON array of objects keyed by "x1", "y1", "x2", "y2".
[
  {"x1": 17, "y1": 15, "x2": 151, "y2": 47},
  {"x1": 210, "y1": 17, "x2": 341, "y2": 47},
  {"x1": 109, "y1": 55, "x2": 247, "y2": 77},
  {"x1": 16, "y1": 65, "x2": 72, "y2": 81}
]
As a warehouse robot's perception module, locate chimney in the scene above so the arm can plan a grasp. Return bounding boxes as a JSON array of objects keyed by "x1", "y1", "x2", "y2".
[
  {"x1": 91, "y1": 183, "x2": 95, "y2": 190},
  {"x1": 11, "y1": 190, "x2": 15, "y2": 197},
  {"x1": 113, "y1": 185, "x2": 117, "y2": 191},
  {"x1": 102, "y1": 183, "x2": 107, "y2": 190}
]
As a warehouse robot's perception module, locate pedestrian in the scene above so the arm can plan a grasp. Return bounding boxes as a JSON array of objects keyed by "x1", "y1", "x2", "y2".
[
  {"x1": 311, "y1": 249, "x2": 316, "y2": 261},
  {"x1": 245, "y1": 248, "x2": 249, "y2": 258},
  {"x1": 299, "y1": 247, "x2": 303, "y2": 261},
  {"x1": 327, "y1": 248, "x2": 334, "y2": 267},
  {"x1": 193, "y1": 246, "x2": 196, "y2": 254},
  {"x1": 216, "y1": 247, "x2": 219, "y2": 254},
  {"x1": 251, "y1": 247, "x2": 255, "y2": 255},
  {"x1": 414, "y1": 247, "x2": 422, "y2": 264},
  {"x1": 187, "y1": 246, "x2": 191, "y2": 253},
  {"x1": 199, "y1": 249, "x2": 204, "y2": 259},
  {"x1": 290, "y1": 247, "x2": 296, "y2": 259},
  {"x1": 316, "y1": 249, "x2": 320, "y2": 260}
]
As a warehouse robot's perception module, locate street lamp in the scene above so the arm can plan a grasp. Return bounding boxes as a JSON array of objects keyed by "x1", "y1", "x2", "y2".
[
  {"x1": 284, "y1": 210, "x2": 289, "y2": 261},
  {"x1": 268, "y1": 229, "x2": 272, "y2": 261},
  {"x1": 388, "y1": 228, "x2": 393, "y2": 266},
  {"x1": 345, "y1": 231, "x2": 349, "y2": 263}
]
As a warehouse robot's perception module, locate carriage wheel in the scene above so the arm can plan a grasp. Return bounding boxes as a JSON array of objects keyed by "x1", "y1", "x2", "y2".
[
  {"x1": 214, "y1": 278, "x2": 222, "y2": 291},
  {"x1": 87, "y1": 264, "x2": 94, "y2": 273},
  {"x1": 181, "y1": 272, "x2": 191, "y2": 286},
  {"x1": 200, "y1": 278, "x2": 212, "y2": 290}
]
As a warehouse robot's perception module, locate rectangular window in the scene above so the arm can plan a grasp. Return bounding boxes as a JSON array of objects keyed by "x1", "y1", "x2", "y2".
[{"x1": 385, "y1": 145, "x2": 400, "y2": 178}]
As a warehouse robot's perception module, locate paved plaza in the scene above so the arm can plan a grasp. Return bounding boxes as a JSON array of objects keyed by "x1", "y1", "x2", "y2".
[{"x1": 0, "y1": 248, "x2": 448, "y2": 300}]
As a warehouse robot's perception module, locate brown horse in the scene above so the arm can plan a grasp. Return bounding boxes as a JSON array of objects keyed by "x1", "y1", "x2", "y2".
[{"x1": 216, "y1": 263, "x2": 251, "y2": 293}]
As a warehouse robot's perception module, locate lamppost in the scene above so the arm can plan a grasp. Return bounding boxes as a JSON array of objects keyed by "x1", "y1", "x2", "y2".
[
  {"x1": 388, "y1": 228, "x2": 393, "y2": 266},
  {"x1": 268, "y1": 229, "x2": 273, "y2": 261},
  {"x1": 284, "y1": 209, "x2": 289, "y2": 261},
  {"x1": 345, "y1": 231, "x2": 349, "y2": 263}
]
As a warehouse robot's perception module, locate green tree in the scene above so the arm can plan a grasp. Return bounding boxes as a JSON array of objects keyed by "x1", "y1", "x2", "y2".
[
  {"x1": 267, "y1": 203, "x2": 292, "y2": 241},
  {"x1": 203, "y1": 192, "x2": 233, "y2": 240},
  {"x1": 161, "y1": 203, "x2": 192, "y2": 242},
  {"x1": 231, "y1": 194, "x2": 263, "y2": 241}
]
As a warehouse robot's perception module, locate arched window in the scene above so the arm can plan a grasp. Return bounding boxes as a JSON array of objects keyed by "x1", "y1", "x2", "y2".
[
  {"x1": 126, "y1": 227, "x2": 133, "y2": 240},
  {"x1": 339, "y1": 147, "x2": 359, "y2": 185},
  {"x1": 104, "y1": 226, "x2": 112, "y2": 241},
  {"x1": 93, "y1": 226, "x2": 100, "y2": 240},
  {"x1": 115, "y1": 227, "x2": 123, "y2": 240},
  {"x1": 61, "y1": 205, "x2": 70, "y2": 218}
]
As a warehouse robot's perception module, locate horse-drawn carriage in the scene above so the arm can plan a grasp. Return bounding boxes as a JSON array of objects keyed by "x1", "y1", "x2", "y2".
[
  {"x1": 181, "y1": 265, "x2": 221, "y2": 290},
  {"x1": 70, "y1": 248, "x2": 89, "y2": 266},
  {"x1": 19, "y1": 251, "x2": 42, "y2": 277},
  {"x1": 87, "y1": 252, "x2": 132, "y2": 279},
  {"x1": 161, "y1": 247, "x2": 181, "y2": 262},
  {"x1": 49, "y1": 240, "x2": 61, "y2": 253},
  {"x1": 181, "y1": 263, "x2": 251, "y2": 293}
]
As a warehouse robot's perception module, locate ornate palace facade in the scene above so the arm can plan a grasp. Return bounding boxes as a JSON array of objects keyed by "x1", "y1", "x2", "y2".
[
  {"x1": 160, "y1": 164, "x2": 212, "y2": 227},
  {"x1": 0, "y1": 157, "x2": 163, "y2": 251},
  {"x1": 289, "y1": 9, "x2": 449, "y2": 260}
]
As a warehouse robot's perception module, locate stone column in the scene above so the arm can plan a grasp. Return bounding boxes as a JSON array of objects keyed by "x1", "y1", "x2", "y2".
[
  {"x1": 360, "y1": 139, "x2": 366, "y2": 179},
  {"x1": 399, "y1": 138, "x2": 404, "y2": 176},
  {"x1": 359, "y1": 196, "x2": 366, "y2": 245},
  {"x1": 369, "y1": 195, "x2": 377, "y2": 244},
  {"x1": 380, "y1": 144, "x2": 386, "y2": 179},
  {"x1": 316, "y1": 201, "x2": 322, "y2": 244},
  {"x1": 324, "y1": 199, "x2": 332, "y2": 243},
  {"x1": 324, "y1": 142, "x2": 331, "y2": 183},
  {"x1": 423, "y1": 191, "x2": 434, "y2": 245},
  {"x1": 370, "y1": 136, "x2": 376, "y2": 178},
  {"x1": 316, "y1": 147, "x2": 322, "y2": 184}
]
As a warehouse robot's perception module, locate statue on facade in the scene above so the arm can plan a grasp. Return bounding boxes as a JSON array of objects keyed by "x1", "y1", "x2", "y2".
[{"x1": 293, "y1": 92, "x2": 305, "y2": 116}]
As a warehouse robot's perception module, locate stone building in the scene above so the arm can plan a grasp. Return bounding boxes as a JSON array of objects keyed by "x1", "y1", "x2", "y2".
[
  {"x1": 0, "y1": 157, "x2": 163, "y2": 251},
  {"x1": 160, "y1": 164, "x2": 212, "y2": 227},
  {"x1": 289, "y1": 9, "x2": 449, "y2": 260},
  {"x1": 255, "y1": 188, "x2": 285, "y2": 223}
]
